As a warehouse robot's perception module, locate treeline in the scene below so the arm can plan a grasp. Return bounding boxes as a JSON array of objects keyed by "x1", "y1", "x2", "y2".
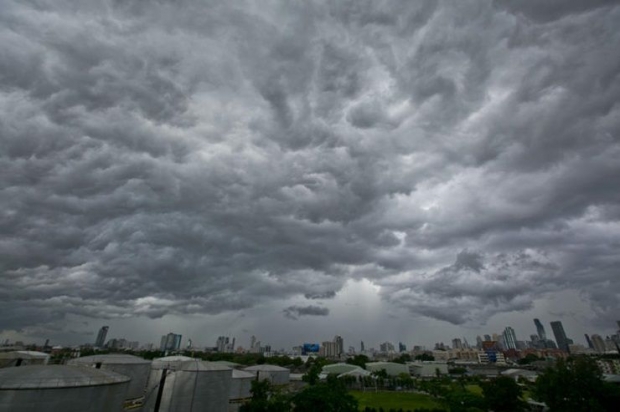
[{"x1": 361, "y1": 409, "x2": 443, "y2": 412}]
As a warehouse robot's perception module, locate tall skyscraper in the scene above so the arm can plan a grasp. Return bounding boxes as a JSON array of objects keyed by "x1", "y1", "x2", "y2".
[
  {"x1": 399, "y1": 342, "x2": 407, "y2": 352},
  {"x1": 95, "y1": 326, "x2": 109, "y2": 348},
  {"x1": 360, "y1": 340, "x2": 365, "y2": 352},
  {"x1": 334, "y1": 335, "x2": 344, "y2": 357},
  {"x1": 321, "y1": 341, "x2": 338, "y2": 357},
  {"x1": 502, "y1": 327, "x2": 518, "y2": 350},
  {"x1": 591, "y1": 334, "x2": 606, "y2": 353},
  {"x1": 160, "y1": 333, "x2": 182, "y2": 351},
  {"x1": 216, "y1": 336, "x2": 235, "y2": 353},
  {"x1": 585, "y1": 334, "x2": 594, "y2": 349},
  {"x1": 550, "y1": 321, "x2": 573, "y2": 352},
  {"x1": 216, "y1": 336, "x2": 229, "y2": 352},
  {"x1": 534, "y1": 319, "x2": 547, "y2": 341}
]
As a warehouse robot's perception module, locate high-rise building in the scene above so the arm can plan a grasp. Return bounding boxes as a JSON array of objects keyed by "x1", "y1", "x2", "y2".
[
  {"x1": 452, "y1": 338, "x2": 463, "y2": 350},
  {"x1": 334, "y1": 336, "x2": 344, "y2": 357},
  {"x1": 591, "y1": 334, "x2": 607, "y2": 353},
  {"x1": 380, "y1": 342, "x2": 395, "y2": 352},
  {"x1": 360, "y1": 341, "x2": 365, "y2": 352},
  {"x1": 160, "y1": 333, "x2": 182, "y2": 351},
  {"x1": 216, "y1": 336, "x2": 230, "y2": 353},
  {"x1": 585, "y1": 334, "x2": 594, "y2": 349},
  {"x1": 502, "y1": 327, "x2": 518, "y2": 350},
  {"x1": 534, "y1": 319, "x2": 547, "y2": 341},
  {"x1": 399, "y1": 342, "x2": 407, "y2": 352},
  {"x1": 550, "y1": 321, "x2": 573, "y2": 352},
  {"x1": 321, "y1": 341, "x2": 338, "y2": 357},
  {"x1": 463, "y1": 337, "x2": 470, "y2": 349},
  {"x1": 95, "y1": 326, "x2": 109, "y2": 348}
]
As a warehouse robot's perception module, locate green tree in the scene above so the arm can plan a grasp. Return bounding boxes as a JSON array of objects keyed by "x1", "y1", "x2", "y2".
[
  {"x1": 292, "y1": 375, "x2": 358, "y2": 412},
  {"x1": 302, "y1": 360, "x2": 323, "y2": 386},
  {"x1": 240, "y1": 380, "x2": 290, "y2": 412},
  {"x1": 482, "y1": 376, "x2": 526, "y2": 412},
  {"x1": 346, "y1": 354, "x2": 370, "y2": 369},
  {"x1": 372, "y1": 368, "x2": 389, "y2": 379},
  {"x1": 534, "y1": 356, "x2": 617, "y2": 412},
  {"x1": 394, "y1": 353, "x2": 412, "y2": 364},
  {"x1": 444, "y1": 390, "x2": 485, "y2": 412},
  {"x1": 415, "y1": 353, "x2": 435, "y2": 361},
  {"x1": 517, "y1": 353, "x2": 541, "y2": 365}
]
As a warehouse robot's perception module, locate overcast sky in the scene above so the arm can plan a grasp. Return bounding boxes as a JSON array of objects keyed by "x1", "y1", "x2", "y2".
[{"x1": 2, "y1": 0, "x2": 620, "y2": 350}]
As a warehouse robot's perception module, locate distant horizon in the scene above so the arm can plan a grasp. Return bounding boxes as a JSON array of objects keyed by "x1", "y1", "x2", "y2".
[{"x1": 4, "y1": 313, "x2": 618, "y2": 352}]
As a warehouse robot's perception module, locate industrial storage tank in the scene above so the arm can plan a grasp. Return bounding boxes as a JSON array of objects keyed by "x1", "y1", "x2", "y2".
[
  {"x1": 0, "y1": 351, "x2": 50, "y2": 368},
  {"x1": 0, "y1": 365, "x2": 129, "y2": 412},
  {"x1": 143, "y1": 359, "x2": 232, "y2": 412},
  {"x1": 228, "y1": 369, "x2": 254, "y2": 412},
  {"x1": 150, "y1": 355, "x2": 195, "y2": 368},
  {"x1": 68, "y1": 354, "x2": 151, "y2": 400},
  {"x1": 243, "y1": 364, "x2": 290, "y2": 385}
]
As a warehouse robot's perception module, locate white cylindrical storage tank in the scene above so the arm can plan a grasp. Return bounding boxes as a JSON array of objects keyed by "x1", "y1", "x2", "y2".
[
  {"x1": 143, "y1": 359, "x2": 232, "y2": 412},
  {"x1": 229, "y1": 369, "x2": 254, "y2": 412},
  {"x1": 243, "y1": 365, "x2": 290, "y2": 385},
  {"x1": 68, "y1": 354, "x2": 151, "y2": 400},
  {"x1": 0, "y1": 365, "x2": 129, "y2": 412},
  {"x1": 0, "y1": 351, "x2": 50, "y2": 368}
]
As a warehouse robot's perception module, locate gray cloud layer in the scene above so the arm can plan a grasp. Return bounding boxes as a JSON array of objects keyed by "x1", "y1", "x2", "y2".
[
  {"x1": 1, "y1": 0, "x2": 620, "y2": 339},
  {"x1": 283, "y1": 305, "x2": 330, "y2": 320}
]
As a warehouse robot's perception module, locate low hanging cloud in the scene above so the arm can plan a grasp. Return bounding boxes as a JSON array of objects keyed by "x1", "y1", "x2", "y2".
[
  {"x1": 283, "y1": 305, "x2": 330, "y2": 320},
  {"x1": 304, "y1": 291, "x2": 337, "y2": 300},
  {"x1": 379, "y1": 250, "x2": 562, "y2": 325},
  {"x1": 1, "y1": 0, "x2": 620, "y2": 341}
]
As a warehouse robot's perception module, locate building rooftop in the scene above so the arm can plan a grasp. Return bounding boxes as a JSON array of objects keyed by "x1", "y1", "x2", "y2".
[
  {"x1": 244, "y1": 364, "x2": 289, "y2": 372},
  {"x1": 70, "y1": 354, "x2": 150, "y2": 365},
  {"x1": 0, "y1": 365, "x2": 129, "y2": 389}
]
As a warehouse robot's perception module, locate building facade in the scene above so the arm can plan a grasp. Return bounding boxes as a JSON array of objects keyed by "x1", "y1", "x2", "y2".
[
  {"x1": 550, "y1": 321, "x2": 573, "y2": 352},
  {"x1": 95, "y1": 326, "x2": 109, "y2": 348}
]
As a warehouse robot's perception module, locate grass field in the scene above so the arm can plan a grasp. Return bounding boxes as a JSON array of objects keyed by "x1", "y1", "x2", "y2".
[
  {"x1": 351, "y1": 391, "x2": 446, "y2": 411},
  {"x1": 465, "y1": 384, "x2": 483, "y2": 395}
]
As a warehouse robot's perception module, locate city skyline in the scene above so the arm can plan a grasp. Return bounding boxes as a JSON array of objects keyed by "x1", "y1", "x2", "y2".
[
  {"x1": 2, "y1": 1, "x2": 620, "y2": 348},
  {"x1": 7, "y1": 316, "x2": 616, "y2": 354}
]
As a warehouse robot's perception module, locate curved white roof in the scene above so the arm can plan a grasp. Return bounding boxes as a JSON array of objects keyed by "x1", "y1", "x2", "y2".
[
  {"x1": 244, "y1": 364, "x2": 289, "y2": 372},
  {"x1": 0, "y1": 365, "x2": 129, "y2": 389},
  {"x1": 232, "y1": 369, "x2": 255, "y2": 379},
  {"x1": 151, "y1": 358, "x2": 231, "y2": 372},
  {"x1": 0, "y1": 351, "x2": 50, "y2": 360},
  {"x1": 69, "y1": 354, "x2": 150, "y2": 365}
]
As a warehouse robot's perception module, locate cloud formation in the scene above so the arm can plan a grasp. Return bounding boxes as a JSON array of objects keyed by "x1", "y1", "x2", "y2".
[
  {"x1": 1, "y1": 0, "x2": 619, "y2": 342},
  {"x1": 283, "y1": 305, "x2": 330, "y2": 320}
]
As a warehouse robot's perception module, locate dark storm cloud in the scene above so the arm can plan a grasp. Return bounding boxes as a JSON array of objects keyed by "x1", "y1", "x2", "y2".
[
  {"x1": 1, "y1": 0, "x2": 620, "y2": 338},
  {"x1": 304, "y1": 291, "x2": 337, "y2": 300},
  {"x1": 283, "y1": 305, "x2": 330, "y2": 320}
]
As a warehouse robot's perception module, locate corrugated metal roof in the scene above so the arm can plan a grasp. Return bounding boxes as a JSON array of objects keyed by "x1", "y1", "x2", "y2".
[{"x1": 0, "y1": 365, "x2": 130, "y2": 389}]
